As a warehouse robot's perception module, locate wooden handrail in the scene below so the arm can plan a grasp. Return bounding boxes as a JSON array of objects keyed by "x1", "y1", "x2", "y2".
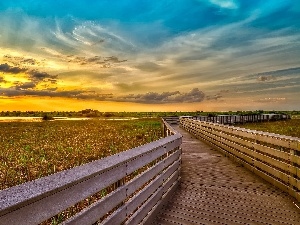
[
  {"x1": 180, "y1": 118, "x2": 300, "y2": 202},
  {"x1": 0, "y1": 120, "x2": 182, "y2": 225}
]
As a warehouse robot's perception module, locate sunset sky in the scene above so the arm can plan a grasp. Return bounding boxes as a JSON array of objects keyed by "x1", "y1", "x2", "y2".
[{"x1": 0, "y1": 0, "x2": 299, "y2": 112}]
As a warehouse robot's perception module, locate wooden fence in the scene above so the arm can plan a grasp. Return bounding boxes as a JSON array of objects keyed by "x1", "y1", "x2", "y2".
[
  {"x1": 0, "y1": 120, "x2": 182, "y2": 225},
  {"x1": 180, "y1": 118, "x2": 300, "y2": 202},
  {"x1": 195, "y1": 114, "x2": 290, "y2": 124}
]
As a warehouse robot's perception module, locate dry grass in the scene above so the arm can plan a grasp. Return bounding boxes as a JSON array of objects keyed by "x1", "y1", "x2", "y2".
[
  {"x1": 236, "y1": 119, "x2": 300, "y2": 138},
  {"x1": 0, "y1": 118, "x2": 162, "y2": 190}
]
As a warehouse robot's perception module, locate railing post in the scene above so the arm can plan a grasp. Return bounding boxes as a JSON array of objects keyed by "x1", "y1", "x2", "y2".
[
  {"x1": 162, "y1": 121, "x2": 167, "y2": 137},
  {"x1": 252, "y1": 133, "x2": 258, "y2": 172},
  {"x1": 288, "y1": 141, "x2": 296, "y2": 198}
]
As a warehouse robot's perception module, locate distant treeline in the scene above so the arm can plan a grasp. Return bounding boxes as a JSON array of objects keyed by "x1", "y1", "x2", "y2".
[{"x1": 0, "y1": 109, "x2": 299, "y2": 118}]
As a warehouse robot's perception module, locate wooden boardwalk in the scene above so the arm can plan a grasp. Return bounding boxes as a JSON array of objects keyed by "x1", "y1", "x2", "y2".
[{"x1": 152, "y1": 125, "x2": 300, "y2": 225}]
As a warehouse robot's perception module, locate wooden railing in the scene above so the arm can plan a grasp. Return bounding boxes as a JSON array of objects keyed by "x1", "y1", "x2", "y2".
[
  {"x1": 0, "y1": 120, "x2": 182, "y2": 225},
  {"x1": 180, "y1": 118, "x2": 300, "y2": 202}
]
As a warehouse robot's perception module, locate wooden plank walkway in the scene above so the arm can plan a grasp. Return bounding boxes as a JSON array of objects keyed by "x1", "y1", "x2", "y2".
[{"x1": 152, "y1": 125, "x2": 300, "y2": 225}]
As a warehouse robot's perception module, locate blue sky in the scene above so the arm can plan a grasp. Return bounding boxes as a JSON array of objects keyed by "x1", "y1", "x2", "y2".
[{"x1": 0, "y1": 0, "x2": 299, "y2": 111}]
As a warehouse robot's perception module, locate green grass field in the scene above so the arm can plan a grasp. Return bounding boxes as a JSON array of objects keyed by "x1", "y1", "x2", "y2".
[
  {"x1": 236, "y1": 119, "x2": 300, "y2": 138},
  {"x1": 0, "y1": 118, "x2": 162, "y2": 190}
]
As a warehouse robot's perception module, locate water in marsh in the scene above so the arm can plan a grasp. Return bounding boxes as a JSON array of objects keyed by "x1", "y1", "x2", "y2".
[
  {"x1": 0, "y1": 117, "x2": 91, "y2": 122},
  {"x1": 0, "y1": 117, "x2": 139, "y2": 122}
]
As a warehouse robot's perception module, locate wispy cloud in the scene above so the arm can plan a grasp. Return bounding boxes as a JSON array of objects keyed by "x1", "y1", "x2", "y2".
[
  {"x1": 254, "y1": 97, "x2": 287, "y2": 103},
  {"x1": 116, "y1": 88, "x2": 205, "y2": 104},
  {"x1": 0, "y1": 63, "x2": 27, "y2": 74},
  {"x1": 3, "y1": 55, "x2": 39, "y2": 66},
  {"x1": 209, "y1": 0, "x2": 239, "y2": 9},
  {"x1": 0, "y1": 63, "x2": 58, "y2": 90},
  {"x1": 0, "y1": 85, "x2": 205, "y2": 104},
  {"x1": 0, "y1": 1, "x2": 299, "y2": 110},
  {"x1": 256, "y1": 75, "x2": 276, "y2": 82},
  {"x1": 15, "y1": 82, "x2": 36, "y2": 90},
  {"x1": 0, "y1": 77, "x2": 7, "y2": 83}
]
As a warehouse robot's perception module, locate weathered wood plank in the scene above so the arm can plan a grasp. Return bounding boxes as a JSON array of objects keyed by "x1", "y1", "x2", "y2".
[
  {"x1": 180, "y1": 118, "x2": 300, "y2": 201},
  {"x1": 102, "y1": 159, "x2": 180, "y2": 224},
  {"x1": 0, "y1": 163, "x2": 127, "y2": 225},
  {"x1": 63, "y1": 150, "x2": 180, "y2": 225},
  {"x1": 154, "y1": 124, "x2": 300, "y2": 225},
  {"x1": 129, "y1": 171, "x2": 180, "y2": 225},
  {"x1": 0, "y1": 119, "x2": 182, "y2": 225}
]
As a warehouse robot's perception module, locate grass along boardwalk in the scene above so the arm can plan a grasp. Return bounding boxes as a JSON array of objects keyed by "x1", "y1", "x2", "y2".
[{"x1": 152, "y1": 125, "x2": 300, "y2": 225}]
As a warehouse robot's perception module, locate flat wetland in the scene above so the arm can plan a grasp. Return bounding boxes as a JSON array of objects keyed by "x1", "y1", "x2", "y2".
[
  {"x1": 1, "y1": 115, "x2": 299, "y2": 224},
  {"x1": 236, "y1": 118, "x2": 300, "y2": 138},
  {"x1": 0, "y1": 118, "x2": 162, "y2": 190}
]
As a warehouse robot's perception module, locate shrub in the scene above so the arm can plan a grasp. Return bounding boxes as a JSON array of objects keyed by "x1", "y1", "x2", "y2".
[{"x1": 42, "y1": 114, "x2": 54, "y2": 121}]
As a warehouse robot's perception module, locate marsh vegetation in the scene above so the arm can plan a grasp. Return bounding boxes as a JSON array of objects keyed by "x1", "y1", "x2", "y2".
[
  {"x1": 0, "y1": 118, "x2": 162, "y2": 190},
  {"x1": 236, "y1": 119, "x2": 300, "y2": 138}
]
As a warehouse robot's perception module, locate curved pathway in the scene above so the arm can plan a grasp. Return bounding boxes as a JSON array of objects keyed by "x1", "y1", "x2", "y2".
[{"x1": 152, "y1": 125, "x2": 300, "y2": 225}]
